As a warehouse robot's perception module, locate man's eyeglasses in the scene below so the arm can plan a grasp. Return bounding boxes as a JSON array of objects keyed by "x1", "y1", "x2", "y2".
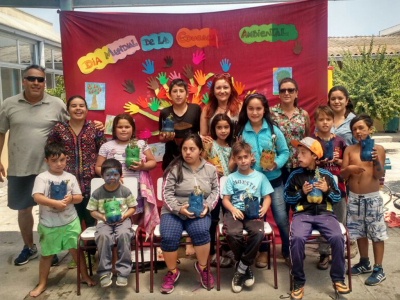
[
  {"x1": 279, "y1": 88, "x2": 296, "y2": 94},
  {"x1": 24, "y1": 76, "x2": 45, "y2": 83}
]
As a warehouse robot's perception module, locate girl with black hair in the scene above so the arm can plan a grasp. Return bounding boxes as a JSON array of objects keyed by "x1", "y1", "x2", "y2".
[
  {"x1": 328, "y1": 85, "x2": 357, "y2": 146},
  {"x1": 237, "y1": 93, "x2": 290, "y2": 267},
  {"x1": 159, "y1": 133, "x2": 219, "y2": 294}
]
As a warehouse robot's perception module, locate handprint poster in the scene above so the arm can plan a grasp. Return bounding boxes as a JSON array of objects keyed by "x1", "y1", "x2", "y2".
[
  {"x1": 85, "y1": 82, "x2": 105, "y2": 110},
  {"x1": 60, "y1": 0, "x2": 327, "y2": 184}
]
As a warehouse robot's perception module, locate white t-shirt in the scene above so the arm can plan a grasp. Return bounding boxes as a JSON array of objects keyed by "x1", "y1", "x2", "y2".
[
  {"x1": 98, "y1": 139, "x2": 149, "y2": 179},
  {"x1": 32, "y1": 171, "x2": 81, "y2": 228}
]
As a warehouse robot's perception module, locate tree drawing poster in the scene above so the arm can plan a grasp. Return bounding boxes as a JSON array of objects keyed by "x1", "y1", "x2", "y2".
[{"x1": 85, "y1": 82, "x2": 106, "y2": 110}]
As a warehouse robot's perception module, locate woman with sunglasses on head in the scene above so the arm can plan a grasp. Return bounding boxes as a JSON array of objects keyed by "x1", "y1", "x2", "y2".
[
  {"x1": 200, "y1": 73, "x2": 242, "y2": 142},
  {"x1": 271, "y1": 78, "x2": 310, "y2": 185}
]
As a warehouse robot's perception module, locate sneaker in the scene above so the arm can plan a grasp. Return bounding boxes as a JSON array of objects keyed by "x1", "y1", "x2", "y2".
[
  {"x1": 333, "y1": 281, "x2": 351, "y2": 294},
  {"x1": 255, "y1": 252, "x2": 268, "y2": 268},
  {"x1": 68, "y1": 259, "x2": 77, "y2": 269},
  {"x1": 350, "y1": 260, "x2": 372, "y2": 276},
  {"x1": 232, "y1": 270, "x2": 246, "y2": 293},
  {"x1": 14, "y1": 244, "x2": 38, "y2": 265},
  {"x1": 291, "y1": 281, "x2": 305, "y2": 300},
  {"x1": 225, "y1": 250, "x2": 237, "y2": 265},
  {"x1": 194, "y1": 261, "x2": 214, "y2": 289},
  {"x1": 317, "y1": 254, "x2": 329, "y2": 270},
  {"x1": 51, "y1": 254, "x2": 59, "y2": 266},
  {"x1": 243, "y1": 266, "x2": 255, "y2": 287},
  {"x1": 210, "y1": 253, "x2": 232, "y2": 268},
  {"x1": 160, "y1": 269, "x2": 180, "y2": 294},
  {"x1": 365, "y1": 265, "x2": 386, "y2": 286},
  {"x1": 100, "y1": 272, "x2": 113, "y2": 287},
  {"x1": 116, "y1": 276, "x2": 128, "y2": 287}
]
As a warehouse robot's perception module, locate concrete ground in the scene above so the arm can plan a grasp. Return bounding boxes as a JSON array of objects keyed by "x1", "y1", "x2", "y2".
[{"x1": 0, "y1": 135, "x2": 399, "y2": 300}]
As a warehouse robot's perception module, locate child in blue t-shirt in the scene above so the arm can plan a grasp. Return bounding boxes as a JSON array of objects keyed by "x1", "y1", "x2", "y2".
[{"x1": 222, "y1": 141, "x2": 273, "y2": 293}]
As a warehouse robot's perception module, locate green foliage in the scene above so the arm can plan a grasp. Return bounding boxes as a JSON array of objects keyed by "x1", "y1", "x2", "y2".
[
  {"x1": 330, "y1": 38, "x2": 400, "y2": 125},
  {"x1": 45, "y1": 75, "x2": 66, "y2": 103}
]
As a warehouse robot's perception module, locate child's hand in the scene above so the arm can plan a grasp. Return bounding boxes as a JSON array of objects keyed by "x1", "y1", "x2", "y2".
[
  {"x1": 216, "y1": 165, "x2": 224, "y2": 177},
  {"x1": 313, "y1": 178, "x2": 328, "y2": 193},
  {"x1": 231, "y1": 208, "x2": 244, "y2": 220},
  {"x1": 200, "y1": 135, "x2": 213, "y2": 143},
  {"x1": 160, "y1": 132, "x2": 175, "y2": 141},
  {"x1": 199, "y1": 204, "x2": 209, "y2": 218},
  {"x1": 259, "y1": 205, "x2": 268, "y2": 219},
  {"x1": 302, "y1": 181, "x2": 313, "y2": 195},
  {"x1": 347, "y1": 165, "x2": 365, "y2": 175},
  {"x1": 371, "y1": 147, "x2": 379, "y2": 161},
  {"x1": 264, "y1": 162, "x2": 277, "y2": 172},
  {"x1": 53, "y1": 200, "x2": 67, "y2": 210},
  {"x1": 129, "y1": 159, "x2": 144, "y2": 171},
  {"x1": 120, "y1": 213, "x2": 127, "y2": 222},
  {"x1": 331, "y1": 150, "x2": 340, "y2": 163},
  {"x1": 179, "y1": 204, "x2": 195, "y2": 219},
  {"x1": 63, "y1": 194, "x2": 73, "y2": 204}
]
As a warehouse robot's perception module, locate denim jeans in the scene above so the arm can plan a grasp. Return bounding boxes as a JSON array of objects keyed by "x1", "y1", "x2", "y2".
[{"x1": 259, "y1": 183, "x2": 290, "y2": 258}]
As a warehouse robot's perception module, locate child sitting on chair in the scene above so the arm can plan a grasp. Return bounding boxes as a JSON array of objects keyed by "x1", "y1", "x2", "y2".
[
  {"x1": 284, "y1": 137, "x2": 350, "y2": 300},
  {"x1": 222, "y1": 141, "x2": 272, "y2": 293},
  {"x1": 87, "y1": 158, "x2": 137, "y2": 287}
]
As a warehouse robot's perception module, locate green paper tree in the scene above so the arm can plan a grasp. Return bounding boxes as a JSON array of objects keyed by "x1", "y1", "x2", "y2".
[{"x1": 87, "y1": 83, "x2": 102, "y2": 109}]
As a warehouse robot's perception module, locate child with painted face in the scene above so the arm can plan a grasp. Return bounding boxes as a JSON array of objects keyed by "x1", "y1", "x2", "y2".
[
  {"x1": 222, "y1": 141, "x2": 272, "y2": 293},
  {"x1": 341, "y1": 115, "x2": 387, "y2": 286},
  {"x1": 87, "y1": 158, "x2": 137, "y2": 287},
  {"x1": 96, "y1": 113, "x2": 156, "y2": 215},
  {"x1": 30, "y1": 142, "x2": 96, "y2": 297},
  {"x1": 236, "y1": 93, "x2": 290, "y2": 267},
  {"x1": 160, "y1": 133, "x2": 219, "y2": 294},
  {"x1": 284, "y1": 137, "x2": 349, "y2": 299}
]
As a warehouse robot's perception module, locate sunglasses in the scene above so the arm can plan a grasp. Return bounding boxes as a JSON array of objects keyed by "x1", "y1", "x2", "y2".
[
  {"x1": 24, "y1": 76, "x2": 45, "y2": 83},
  {"x1": 279, "y1": 88, "x2": 296, "y2": 94}
]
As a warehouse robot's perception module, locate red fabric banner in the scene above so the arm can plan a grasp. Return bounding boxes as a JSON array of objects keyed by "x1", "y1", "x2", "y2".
[
  {"x1": 60, "y1": 0, "x2": 327, "y2": 133},
  {"x1": 60, "y1": 0, "x2": 327, "y2": 242}
]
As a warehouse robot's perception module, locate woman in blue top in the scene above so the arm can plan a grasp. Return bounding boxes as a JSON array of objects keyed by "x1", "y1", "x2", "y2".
[
  {"x1": 328, "y1": 86, "x2": 357, "y2": 146},
  {"x1": 236, "y1": 93, "x2": 290, "y2": 267}
]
